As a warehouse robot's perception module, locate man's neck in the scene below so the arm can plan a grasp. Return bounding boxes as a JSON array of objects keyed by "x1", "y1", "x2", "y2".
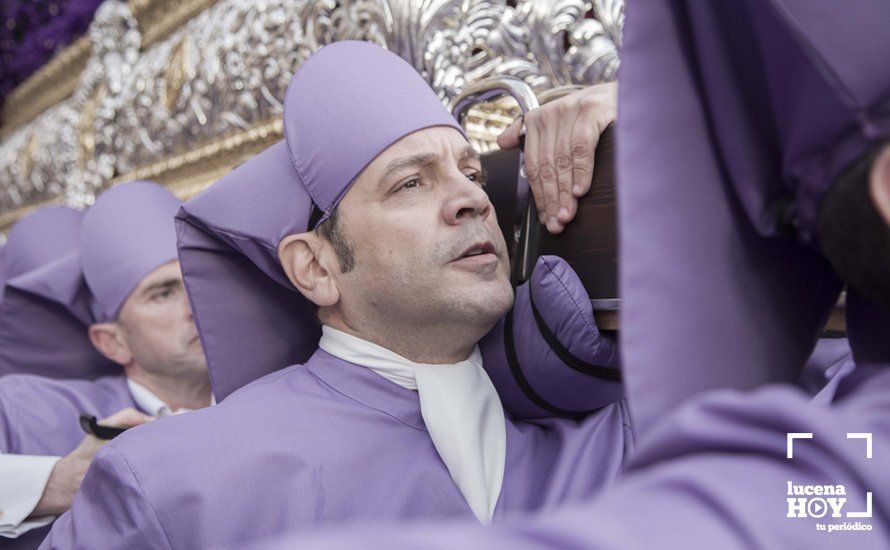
[
  {"x1": 323, "y1": 318, "x2": 479, "y2": 365},
  {"x1": 124, "y1": 367, "x2": 212, "y2": 411}
]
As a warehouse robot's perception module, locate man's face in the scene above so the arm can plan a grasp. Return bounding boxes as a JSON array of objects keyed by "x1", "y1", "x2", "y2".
[
  {"x1": 328, "y1": 126, "x2": 514, "y2": 338},
  {"x1": 116, "y1": 260, "x2": 207, "y2": 380}
]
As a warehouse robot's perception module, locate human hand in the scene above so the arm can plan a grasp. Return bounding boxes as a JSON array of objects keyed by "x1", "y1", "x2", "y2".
[
  {"x1": 498, "y1": 82, "x2": 617, "y2": 234},
  {"x1": 31, "y1": 407, "x2": 153, "y2": 517}
]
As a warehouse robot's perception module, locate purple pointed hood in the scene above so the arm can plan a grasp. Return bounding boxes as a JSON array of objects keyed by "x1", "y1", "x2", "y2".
[
  {"x1": 80, "y1": 180, "x2": 182, "y2": 322},
  {"x1": 0, "y1": 205, "x2": 117, "y2": 379},
  {"x1": 2, "y1": 206, "x2": 82, "y2": 287},
  {"x1": 617, "y1": 0, "x2": 890, "y2": 435}
]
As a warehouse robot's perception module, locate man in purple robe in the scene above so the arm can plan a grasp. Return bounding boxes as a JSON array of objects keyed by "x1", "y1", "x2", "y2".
[
  {"x1": 38, "y1": 41, "x2": 640, "y2": 549},
  {"x1": 0, "y1": 182, "x2": 212, "y2": 547},
  {"x1": 245, "y1": 0, "x2": 890, "y2": 547}
]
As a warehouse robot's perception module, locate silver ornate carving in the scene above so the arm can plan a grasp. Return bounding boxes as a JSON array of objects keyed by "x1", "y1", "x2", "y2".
[{"x1": 0, "y1": 0, "x2": 623, "y2": 218}]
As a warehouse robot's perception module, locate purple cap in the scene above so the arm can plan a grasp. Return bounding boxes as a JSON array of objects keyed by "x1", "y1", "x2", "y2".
[
  {"x1": 284, "y1": 41, "x2": 464, "y2": 226},
  {"x1": 617, "y1": 0, "x2": 890, "y2": 435},
  {"x1": 81, "y1": 181, "x2": 182, "y2": 322},
  {"x1": 0, "y1": 205, "x2": 118, "y2": 379}
]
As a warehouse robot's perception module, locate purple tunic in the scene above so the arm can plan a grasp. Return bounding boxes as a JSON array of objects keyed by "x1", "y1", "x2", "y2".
[
  {"x1": 249, "y1": 367, "x2": 890, "y2": 549},
  {"x1": 40, "y1": 350, "x2": 632, "y2": 549}
]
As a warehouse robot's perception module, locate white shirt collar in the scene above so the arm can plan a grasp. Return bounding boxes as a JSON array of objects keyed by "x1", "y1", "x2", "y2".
[
  {"x1": 126, "y1": 378, "x2": 214, "y2": 418},
  {"x1": 319, "y1": 325, "x2": 483, "y2": 390},
  {"x1": 318, "y1": 325, "x2": 505, "y2": 523}
]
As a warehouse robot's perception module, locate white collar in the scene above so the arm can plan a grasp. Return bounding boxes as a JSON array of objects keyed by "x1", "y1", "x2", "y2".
[
  {"x1": 319, "y1": 325, "x2": 483, "y2": 390},
  {"x1": 319, "y1": 325, "x2": 505, "y2": 523},
  {"x1": 126, "y1": 378, "x2": 214, "y2": 418}
]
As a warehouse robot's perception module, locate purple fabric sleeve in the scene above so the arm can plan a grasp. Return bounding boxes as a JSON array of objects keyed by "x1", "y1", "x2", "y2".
[{"x1": 39, "y1": 445, "x2": 170, "y2": 550}]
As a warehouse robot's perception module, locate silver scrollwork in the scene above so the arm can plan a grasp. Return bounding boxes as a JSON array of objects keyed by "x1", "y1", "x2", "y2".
[{"x1": 0, "y1": 0, "x2": 623, "y2": 217}]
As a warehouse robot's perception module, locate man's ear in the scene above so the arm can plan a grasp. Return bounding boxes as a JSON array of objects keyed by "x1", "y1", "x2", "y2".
[
  {"x1": 870, "y1": 144, "x2": 890, "y2": 225},
  {"x1": 88, "y1": 323, "x2": 133, "y2": 366},
  {"x1": 278, "y1": 232, "x2": 341, "y2": 307}
]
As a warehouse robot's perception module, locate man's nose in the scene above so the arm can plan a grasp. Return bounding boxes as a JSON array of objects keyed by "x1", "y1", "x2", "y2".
[
  {"x1": 181, "y1": 291, "x2": 195, "y2": 321},
  {"x1": 442, "y1": 175, "x2": 492, "y2": 226}
]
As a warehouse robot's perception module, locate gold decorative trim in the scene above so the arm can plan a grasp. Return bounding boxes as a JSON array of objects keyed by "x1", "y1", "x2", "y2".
[
  {"x1": 1, "y1": 36, "x2": 91, "y2": 138},
  {"x1": 108, "y1": 100, "x2": 519, "y2": 200},
  {"x1": 109, "y1": 118, "x2": 283, "y2": 200},
  {"x1": 130, "y1": 0, "x2": 220, "y2": 48},
  {"x1": 0, "y1": 0, "x2": 218, "y2": 137}
]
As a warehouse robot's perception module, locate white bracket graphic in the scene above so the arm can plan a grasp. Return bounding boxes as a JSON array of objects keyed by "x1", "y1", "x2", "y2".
[
  {"x1": 787, "y1": 433, "x2": 813, "y2": 459},
  {"x1": 847, "y1": 492, "x2": 872, "y2": 518},
  {"x1": 847, "y1": 433, "x2": 873, "y2": 459}
]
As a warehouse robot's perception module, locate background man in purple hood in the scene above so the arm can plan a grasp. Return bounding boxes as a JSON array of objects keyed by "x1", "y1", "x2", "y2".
[{"x1": 0, "y1": 182, "x2": 211, "y2": 548}]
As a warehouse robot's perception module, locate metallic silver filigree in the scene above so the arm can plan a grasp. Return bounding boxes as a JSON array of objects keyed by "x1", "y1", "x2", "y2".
[{"x1": 0, "y1": 0, "x2": 623, "y2": 218}]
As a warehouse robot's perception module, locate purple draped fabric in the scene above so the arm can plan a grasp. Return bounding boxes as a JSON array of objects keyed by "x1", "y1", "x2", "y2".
[
  {"x1": 0, "y1": 206, "x2": 114, "y2": 380},
  {"x1": 617, "y1": 0, "x2": 890, "y2": 437},
  {"x1": 1, "y1": 206, "x2": 81, "y2": 287}
]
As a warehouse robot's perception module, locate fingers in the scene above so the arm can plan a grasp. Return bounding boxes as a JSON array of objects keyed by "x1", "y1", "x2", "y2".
[
  {"x1": 554, "y1": 106, "x2": 578, "y2": 228},
  {"x1": 522, "y1": 114, "x2": 547, "y2": 226},
  {"x1": 497, "y1": 117, "x2": 523, "y2": 150},
  {"x1": 536, "y1": 114, "x2": 564, "y2": 234},
  {"x1": 569, "y1": 118, "x2": 598, "y2": 200},
  {"x1": 100, "y1": 407, "x2": 154, "y2": 429},
  {"x1": 517, "y1": 83, "x2": 617, "y2": 234}
]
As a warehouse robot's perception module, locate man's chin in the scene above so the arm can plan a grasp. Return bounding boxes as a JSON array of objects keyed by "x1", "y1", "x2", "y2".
[{"x1": 459, "y1": 282, "x2": 514, "y2": 320}]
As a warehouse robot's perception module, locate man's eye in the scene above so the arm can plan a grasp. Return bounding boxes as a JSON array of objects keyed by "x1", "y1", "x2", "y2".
[
  {"x1": 466, "y1": 169, "x2": 487, "y2": 187},
  {"x1": 397, "y1": 178, "x2": 421, "y2": 192},
  {"x1": 152, "y1": 289, "x2": 173, "y2": 301}
]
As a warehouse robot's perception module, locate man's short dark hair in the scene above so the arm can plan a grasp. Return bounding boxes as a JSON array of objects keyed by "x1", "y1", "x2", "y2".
[
  {"x1": 817, "y1": 143, "x2": 890, "y2": 309},
  {"x1": 316, "y1": 204, "x2": 356, "y2": 274}
]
